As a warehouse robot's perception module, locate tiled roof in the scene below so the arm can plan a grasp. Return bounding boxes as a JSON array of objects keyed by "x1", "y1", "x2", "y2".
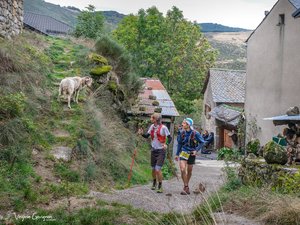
[
  {"x1": 24, "y1": 12, "x2": 73, "y2": 36},
  {"x1": 209, "y1": 69, "x2": 246, "y2": 103},
  {"x1": 130, "y1": 78, "x2": 179, "y2": 117}
]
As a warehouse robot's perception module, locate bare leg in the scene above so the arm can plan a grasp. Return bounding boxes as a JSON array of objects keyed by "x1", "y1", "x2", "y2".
[
  {"x1": 180, "y1": 160, "x2": 188, "y2": 186},
  {"x1": 156, "y1": 170, "x2": 163, "y2": 183},
  {"x1": 187, "y1": 164, "x2": 193, "y2": 185},
  {"x1": 152, "y1": 169, "x2": 156, "y2": 180}
]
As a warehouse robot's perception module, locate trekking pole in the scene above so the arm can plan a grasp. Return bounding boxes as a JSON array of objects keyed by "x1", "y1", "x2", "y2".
[
  {"x1": 166, "y1": 144, "x2": 179, "y2": 180},
  {"x1": 127, "y1": 141, "x2": 138, "y2": 185}
]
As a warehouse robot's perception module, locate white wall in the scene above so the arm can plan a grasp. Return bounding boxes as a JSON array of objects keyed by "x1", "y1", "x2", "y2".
[{"x1": 245, "y1": 0, "x2": 300, "y2": 144}]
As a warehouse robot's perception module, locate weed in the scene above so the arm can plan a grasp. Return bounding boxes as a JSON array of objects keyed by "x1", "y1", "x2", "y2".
[{"x1": 54, "y1": 163, "x2": 81, "y2": 182}]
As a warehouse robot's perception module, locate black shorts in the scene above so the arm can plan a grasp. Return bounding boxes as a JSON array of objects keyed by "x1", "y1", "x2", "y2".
[
  {"x1": 180, "y1": 154, "x2": 196, "y2": 165},
  {"x1": 151, "y1": 148, "x2": 166, "y2": 168}
]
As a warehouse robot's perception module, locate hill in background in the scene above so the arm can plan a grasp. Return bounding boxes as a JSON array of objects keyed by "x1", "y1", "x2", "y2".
[
  {"x1": 205, "y1": 31, "x2": 251, "y2": 70},
  {"x1": 199, "y1": 23, "x2": 251, "y2": 33},
  {"x1": 24, "y1": 0, "x2": 250, "y2": 70}
]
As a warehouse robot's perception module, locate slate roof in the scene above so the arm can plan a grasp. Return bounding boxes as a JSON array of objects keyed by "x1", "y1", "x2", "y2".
[
  {"x1": 24, "y1": 12, "x2": 73, "y2": 36},
  {"x1": 130, "y1": 78, "x2": 179, "y2": 117},
  {"x1": 290, "y1": 0, "x2": 300, "y2": 9},
  {"x1": 207, "y1": 69, "x2": 246, "y2": 103},
  {"x1": 209, "y1": 104, "x2": 242, "y2": 126}
]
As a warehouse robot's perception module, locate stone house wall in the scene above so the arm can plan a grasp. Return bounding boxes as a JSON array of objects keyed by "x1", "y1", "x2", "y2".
[{"x1": 0, "y1": 0, "x2": 23, "y2": 39}]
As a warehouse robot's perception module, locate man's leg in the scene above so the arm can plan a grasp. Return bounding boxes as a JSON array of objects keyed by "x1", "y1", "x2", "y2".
[
  {"x1": 179, "y1": 160, "x2": 190, "y2": 194},
  {"x1": 151, "y1": 150, "x2": 157, "y2": 190},
  {"x1": 155, "y1": 149, "x2": 166, "y2": 193},
  {"x1": 156, "y1": 169, "x2": 163, "y2": 183},
  {"x1": 179, "y1": 160, "x2": 188, "y2": 186},
  {"x1": 187, "y1": 164, "x2": 193, "y2": 185}
]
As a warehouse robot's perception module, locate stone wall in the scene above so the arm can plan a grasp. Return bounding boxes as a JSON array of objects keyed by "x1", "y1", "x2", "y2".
[
  {"x1": 0, "y1": 0, "x2": 23, "y2": 39},
  {"x1": 238, "y1": 158, "x2": 299, "y2": 188}
]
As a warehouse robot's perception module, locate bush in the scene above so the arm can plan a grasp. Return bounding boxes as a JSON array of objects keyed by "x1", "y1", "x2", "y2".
[
  {"x1": 95, "y1": 35, "x2": 125, "y2": 61},
  {"x1": 246, "y1": 138, "x2": 260, "y2": 155},
  {"x1": 0, "y1": 118, "x2": 27, "y2": 146},
  {"x1": 217, "y1": 147, "x2": 241, "y2": 161},
  {"x1": 54, "y1": 163, "x2": 81, "y2": 182},
  {"x1": 0, "y1": 92, "x2": 26, "y2": 119}
]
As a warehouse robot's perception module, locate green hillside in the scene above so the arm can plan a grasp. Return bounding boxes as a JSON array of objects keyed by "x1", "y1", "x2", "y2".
[
  {"x1": 0, "y1": 31, "x2": 155, "y2": 214},
  {"x1": 205, "y1": 32, "x2": 250, "y2": 70}
]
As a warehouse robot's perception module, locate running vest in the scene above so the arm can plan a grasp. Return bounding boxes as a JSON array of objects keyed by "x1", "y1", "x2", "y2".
[
  {"x1": 180, "y1": 130, "x2": 197, "y2": 148},
  {"x1": 150, "y1": 124, "x2": 166, "y2": 143}
]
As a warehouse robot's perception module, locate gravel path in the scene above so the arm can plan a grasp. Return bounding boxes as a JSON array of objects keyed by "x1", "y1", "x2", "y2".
[{"x1": 89, "y1": 159, "x2": 225, "y2": 213}]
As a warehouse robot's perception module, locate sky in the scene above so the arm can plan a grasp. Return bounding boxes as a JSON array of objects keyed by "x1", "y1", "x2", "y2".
[{"x1": 44, "y1": 0, "x2": 278, "y2": 30}]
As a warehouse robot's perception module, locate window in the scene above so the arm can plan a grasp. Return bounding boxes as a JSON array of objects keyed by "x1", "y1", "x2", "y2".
[
  {"x1": 205, "y1": 104, "x2": 211, "y2": 119},
  {"x1": 278, "y1": 14, "x2": 285, "y2": 26}
]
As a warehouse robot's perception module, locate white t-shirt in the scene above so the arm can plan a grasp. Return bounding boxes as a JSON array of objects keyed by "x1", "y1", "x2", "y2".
[{"x1": 147, "y1": 124, "x2": 170, "y2": 150}]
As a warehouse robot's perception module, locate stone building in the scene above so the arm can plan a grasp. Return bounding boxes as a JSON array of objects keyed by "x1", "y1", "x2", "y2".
[{"x1": 0, "y1": 0, "x2": 23, "y2": 39}]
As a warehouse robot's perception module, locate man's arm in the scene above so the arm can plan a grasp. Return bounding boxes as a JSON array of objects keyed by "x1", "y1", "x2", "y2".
[
  {"x1": 176, "y1": 133, "x2": 182, "y2": 156},
  {"x1": 195, "y1": 132, "x2": 206, "y2": 151},
  {"x1": 166, "y1": 135, "x2": 172, "y2": 144},
  {"x1": 138, "y1": 127, "x2": 151, "y2": 138},
  {"x1": 141, "y1": 133, "x2": 150, "y2": 138}
]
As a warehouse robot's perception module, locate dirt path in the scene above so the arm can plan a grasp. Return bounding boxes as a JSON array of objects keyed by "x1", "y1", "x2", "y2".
[
  {"x1": 89, "y1": 159, "x2": 225, "y2": 213},
  {"x1": 43, "y1": 158, "x2": 261, "y2": 224}
]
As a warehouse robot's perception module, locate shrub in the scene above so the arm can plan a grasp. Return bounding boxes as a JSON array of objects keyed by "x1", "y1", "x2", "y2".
[
  {"x1": 217, "y1": 147, "x2": 241, "y2": 161},
  {"x1": 95, "y1": 35, "x2": 125, "y2": 61},
  {"x1": 0, "y1": 92, "x2": 26, "y2": 119},
  {"x1": 0, "y1": 49, "x2": 23, "y2": 73},
  {"x1": 0, "y1": 118, "x2": 27, "y2": 146},
  {"x1": 246, "y1": 138, "x2": 260, "y2": 155},
  {"x1": 54, "y1": 163, "x2": 81, "y2": 182}
]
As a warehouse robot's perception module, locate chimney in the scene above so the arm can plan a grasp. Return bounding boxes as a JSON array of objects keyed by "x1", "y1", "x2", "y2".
[{"x1": 264, "y1": 11, "x2": 269, "y2": 16}]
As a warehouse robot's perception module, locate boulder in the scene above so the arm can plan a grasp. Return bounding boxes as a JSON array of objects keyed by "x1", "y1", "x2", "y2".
[
  {"x1": 263, "y1": 141, "x2": 288, "y2": 165},
  {"x1": 286, "y1": 106, "x2": 299, "y2": 116},
  {"x1": 88, "y1": 53, "x2": 108, "y2": 65}
]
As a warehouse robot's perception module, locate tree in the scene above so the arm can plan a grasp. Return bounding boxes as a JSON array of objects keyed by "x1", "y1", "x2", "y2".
[
  {"x1": 113, "y1": 6, "x2": 217, "y2": 113},
  {"x1": 74, "y1": 5, "x2": 104, "y2": 39}
]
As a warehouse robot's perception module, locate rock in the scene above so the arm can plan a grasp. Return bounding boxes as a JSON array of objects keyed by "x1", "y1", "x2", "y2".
[
  {"x1": 247, "y1": 153, "x2": 257, "y2": 159},
  {"x1": 263, "y1": 141, "x2": 288, "y2": 165},
  {"x1": 90, "y1": 65, "x2": 112, "y2": 76},
  {"x1": 88, "y1": 53, "x2": 108, "y2": 65},
  {"x1": 51, "y1": 146, "x2": 72, "y2": 161},
  {"x1": 286, "y1": 106, "x2": 299, "y2": 116}
]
